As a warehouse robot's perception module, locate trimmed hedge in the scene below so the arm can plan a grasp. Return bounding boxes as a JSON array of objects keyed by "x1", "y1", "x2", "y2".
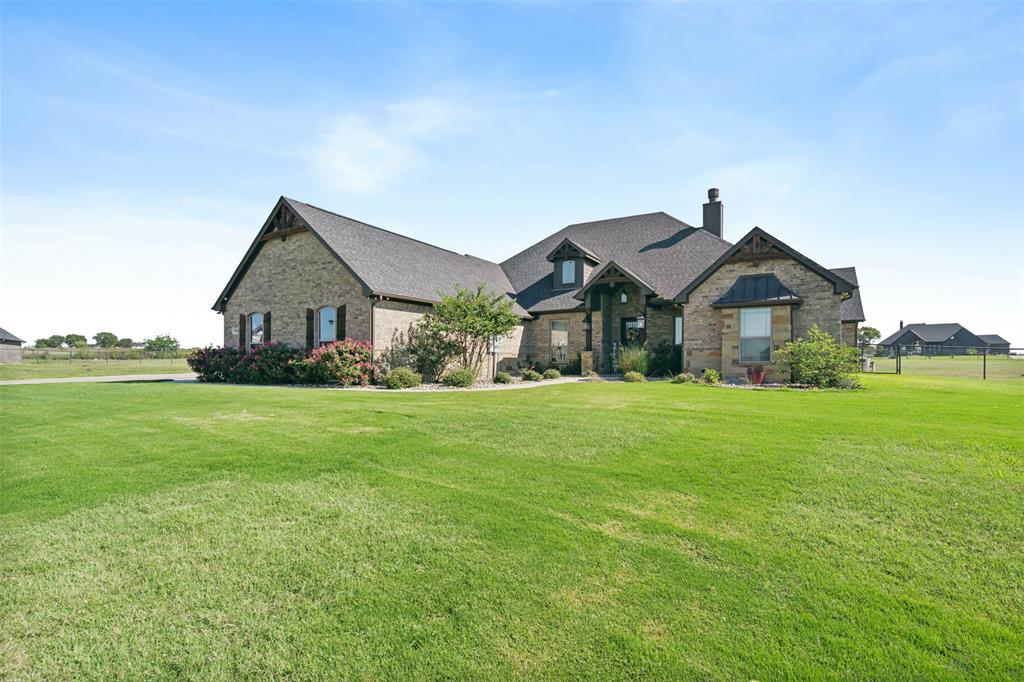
[
  {"x1": 442, "y1": 366, "x2": 477, "y2": 387},
  {"x1": 384, "y1": 367, "x2": 422, "y2": 389},
  {"x1": 493, "y1": 371, "x2": 513, "y2": 384},
  {"x1": 521, "y1": 369, "x2": 543, "y2": 382},
  {"x1": 542, "y1": 368, "x2": 561, "y2": 380},
  {"x1": 623, "y1": 371, "x2": 646, "y2": 382}
]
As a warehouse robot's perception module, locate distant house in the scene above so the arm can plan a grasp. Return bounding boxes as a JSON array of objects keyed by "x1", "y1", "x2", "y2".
[
  {"x1": 877, "y1": 323, "x2": 987, "y2": 355},
  {"x1": 978, "y1": 334, "x2": 1011, "y2": 355},
  {"x1": 0, "y1": 326, "x2": 25, "y2": 363},
  {"x1": 213, "y1": 188, "x2": 863, "y2": 382}
]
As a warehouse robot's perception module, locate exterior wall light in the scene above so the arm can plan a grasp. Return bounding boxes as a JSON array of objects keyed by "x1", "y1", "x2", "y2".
[{"x1": 636, "y1": 313, "x2": 646, "y2": 329}]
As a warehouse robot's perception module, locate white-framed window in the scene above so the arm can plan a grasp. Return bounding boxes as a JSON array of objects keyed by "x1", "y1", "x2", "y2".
[
  {"x1": 550, "y1": 320, "x2": 569, "y2": 363},
  {"x1": 317, "y1": 306, "x2": 337, "y2": 346},
  {"x1": 561, "y1": 260, "x2": 576, "y2": 285},
  {"x1": 674, "y1": 316, "x2": 683, "y2": 346},
  {"x1": 248, "y1": 312, "x2": 264, "y2": 349},
  {"x1": 740, "y1": 307, "x2": 771, "y2": 362}
]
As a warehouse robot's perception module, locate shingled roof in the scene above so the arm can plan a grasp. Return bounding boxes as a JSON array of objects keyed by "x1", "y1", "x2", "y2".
[
  {"x1": 501, "y1": 212, "x2": 732, "y2": 312},
  {"x1": 830, "y1": 267, "x2": 865, "y2": 322},
  {"x1": 978, "y1": 334, "x2": 1010, "y2": 346},
  {"x1": 878, "y1": 323, "x2": 969, "y2": 346},
  {"x1": 215, "y1": 197, "x2": 528, "y2": 316},
  {"x1": 0, "y1": 326, "x2": 24, "y2": 344}
]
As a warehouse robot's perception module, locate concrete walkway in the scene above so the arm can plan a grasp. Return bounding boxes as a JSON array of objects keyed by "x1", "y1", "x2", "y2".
[{"x1": 0, "y1": 373, "x2": 197, "y2": 386}]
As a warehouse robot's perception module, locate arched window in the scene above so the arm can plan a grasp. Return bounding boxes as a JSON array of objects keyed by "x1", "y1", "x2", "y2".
[
  {"x1": 248, "y1": 312, "x2": 264, "y2": 349},
  {"x1": 317, "y1": 306, "x2": 337, "y2": 345}
]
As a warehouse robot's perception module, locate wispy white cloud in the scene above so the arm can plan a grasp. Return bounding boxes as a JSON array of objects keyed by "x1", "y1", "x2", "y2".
[{"x1": 308, "y1": 96, "x2": 476, "y2": 193}]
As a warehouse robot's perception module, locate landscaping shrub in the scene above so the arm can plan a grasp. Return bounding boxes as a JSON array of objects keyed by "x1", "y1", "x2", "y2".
[
  {"x1": 543, "y1": 368, "x2": 561, "y2": 380},
  {"x1": 649, "y1": 342, "x2": 682, "y2": 376},
  {"x1": 188, "y1": 346, "x2": 248, "y2": 383},
  {"x1": 562, "y1": 357, "x2": 582, "y2": 375},
  {"x1": 617, "y1": 345, "x2": 649, "y2": 375},
  {"x1": 442, "y1": 366, "x2": 477, "y2": 387},
  {"x1": 384, "y1": 367, "x2": 422, "y2": 389},
  {"x1": 401, "y1": 321, "x2": 462, "y2": 382},
  {"x1": 521, "y1": 369, "x2": 543, "y2": 382},
  {"x1": 246, "y1": 343, "x2": 302, "y2": 384},
  {"x1": 702, "y1": 368, "x2": 722, "y2": 384},
  {"x1": 294, "y1": 339, "x2": 373, "y2": 386},
  {"x1": 776, "y1": 325, "x2": 859, "y2": 388},
  {"x1": 493, "y1": 371, "x2": 513, "y2": 384},
  {"x1": 623, "y1": 371, "x2": 646, "y2": 382},
  {"x1": 671, "y1": 372, "x2": 697, "y2": 384}
]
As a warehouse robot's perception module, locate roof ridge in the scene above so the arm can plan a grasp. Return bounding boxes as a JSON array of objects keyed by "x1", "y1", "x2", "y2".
[{"x1": 285, "y1": 197, "x2": 498, "y2": 265}]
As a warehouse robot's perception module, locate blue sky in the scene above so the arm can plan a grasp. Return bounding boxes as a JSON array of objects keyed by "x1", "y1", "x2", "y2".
[{"x1": 2, "y1": 1, "x2": 1022, "y2": 347}]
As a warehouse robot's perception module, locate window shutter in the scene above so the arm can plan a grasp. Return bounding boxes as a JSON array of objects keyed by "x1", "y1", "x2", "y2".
[
  {"x1": 238, "y1": 314, "x2": 246, "y2": 350},
  {"x1": 337, "y1": 305, "x2": 347, "y2": 340},
  {"x1": 264, "y1": 311, "x2": 272, "y2": 343},
  {"x1": 305, "y1": 308, "x2": 314, "y2": 351}
]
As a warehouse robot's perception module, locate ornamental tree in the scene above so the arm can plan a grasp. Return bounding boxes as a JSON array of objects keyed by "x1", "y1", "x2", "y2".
[{"x1": 427, "y1": 286, "x2": 519, "y2": 372}]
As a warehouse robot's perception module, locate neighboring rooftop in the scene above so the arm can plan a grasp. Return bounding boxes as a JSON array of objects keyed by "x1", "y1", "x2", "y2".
[
  {"x1": 0, "y1": 326, "x2": 25, "y2": 344},
  {"x1": 979, "y1": 334, "x2": 1010, "y2": 346},
  {"x1": 878, "y1": 323, "x2": 969, "y2": 346}
]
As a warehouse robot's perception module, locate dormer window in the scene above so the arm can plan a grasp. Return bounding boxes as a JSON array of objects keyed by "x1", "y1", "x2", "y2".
[{"x1": 561, "y1": 260, "x2": 576, "y2": 286}]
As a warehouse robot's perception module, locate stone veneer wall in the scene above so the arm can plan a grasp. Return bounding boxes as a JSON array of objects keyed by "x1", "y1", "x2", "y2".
[
  {"x1": 223, "y1": 231, "x2": 371, "y2": 349},
  {"x1": 518, "y1": 312, "x2": 587, "y2": 368},
  {"x1": 683, "y1": 258, "x2": 843, "y2": 380},
  {"x1": 841, "y1": 321, "x2": 859, "y2": 347}
]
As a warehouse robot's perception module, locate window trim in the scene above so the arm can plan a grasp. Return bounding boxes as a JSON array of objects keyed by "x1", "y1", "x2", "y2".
[
  {"x1": 248, "y1": 311, "x2": 264, "y2": 350},
  {"x1": 739, "y1": 307, "x2": 772, "y2": 363},
  {"x1": 561, "y1": 260, "x2": 576, "y2": 286},
  {"x1": 316, "y1": 305, "x2": 337, "y2": 346},
  {"x1": 550, "y1": 319, "x2": 569, "y2": 364}
]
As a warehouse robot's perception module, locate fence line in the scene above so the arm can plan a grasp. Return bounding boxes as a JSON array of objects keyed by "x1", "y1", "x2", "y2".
[
  {"x1": 22, "y1": 348, "x2": 194, "y2": 362},
  {"x1": 859, "y1": 343, "x2": 1022, "y2": 380}
]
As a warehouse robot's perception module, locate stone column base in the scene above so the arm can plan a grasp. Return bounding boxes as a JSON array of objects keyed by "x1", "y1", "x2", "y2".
[{"x1": 580, "y1": 351, "x2": 593, "y2": 374}]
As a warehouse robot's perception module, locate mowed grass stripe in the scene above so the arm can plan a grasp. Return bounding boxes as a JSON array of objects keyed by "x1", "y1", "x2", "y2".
[{"x1": 1, "y1": 376, "x2": 1022, "y2": 679}]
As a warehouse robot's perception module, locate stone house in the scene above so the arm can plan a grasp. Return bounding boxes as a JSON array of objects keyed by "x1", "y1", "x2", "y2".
[{"x1": 214, "y1": 189, "x2": 864, "y2": 381}]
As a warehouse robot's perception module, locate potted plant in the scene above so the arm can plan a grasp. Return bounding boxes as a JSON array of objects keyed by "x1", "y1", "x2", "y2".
[{"x1": 747, "y1": 364, "x2": 765, "y2": 385}]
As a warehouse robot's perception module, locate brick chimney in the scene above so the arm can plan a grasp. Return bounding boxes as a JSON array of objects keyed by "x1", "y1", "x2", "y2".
[{"x1": 702, "y1": 187, "x2": 723, "y2": 238}]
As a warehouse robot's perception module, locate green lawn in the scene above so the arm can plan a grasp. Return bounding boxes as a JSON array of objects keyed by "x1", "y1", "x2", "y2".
[
  {"x1": 0, "y1": 358, "x2": 190, "y2": 380},
  {"x1": 1, "y1": 377, "x2": 1021, "y2": 679}
]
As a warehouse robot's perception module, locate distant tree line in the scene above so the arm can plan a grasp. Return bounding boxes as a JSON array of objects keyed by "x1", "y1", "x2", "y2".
[{"x1": 34, "y1": 333, "x2": 180, "y2": 352}]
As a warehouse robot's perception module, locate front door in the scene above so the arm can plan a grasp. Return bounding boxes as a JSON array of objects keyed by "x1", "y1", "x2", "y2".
[{"x1": 620, "y1": 317, "x2": 643, "y2": 346}]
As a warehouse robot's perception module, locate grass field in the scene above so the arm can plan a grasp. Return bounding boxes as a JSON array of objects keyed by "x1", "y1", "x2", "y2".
[
  {"x1": 0, "y1": 358, "x2": 190, "y2": 380},
  {"x1": 868, "y1": 353, "x2": 1024, "y2": 379},
  {"x1": 1, "y1": 376, "x2": 1022, "y2": 679}
]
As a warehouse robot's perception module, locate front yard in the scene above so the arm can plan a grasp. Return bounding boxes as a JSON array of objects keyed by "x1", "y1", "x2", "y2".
[{"x1": 1, "y1": 376, "x2": 1021, "y2": 679}]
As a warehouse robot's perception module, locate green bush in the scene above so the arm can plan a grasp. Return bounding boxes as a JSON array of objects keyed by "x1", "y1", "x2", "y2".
[
  {"x1": 617, "y1": 345, "x2": 649, "y2": 375},
  {"x1": 623, "y1": 371, "x2": 646, "y2": 382},
  {"x1": 776, "y1": 325, "x2": 859, "y2": 388},
  {"x1": 702, "y1": 368, "x2": 722, "y2": 384},
  {"x1": 671, "y1": 372, "x2": 697, "y2": 384},
  {"x1": 442, "y1": 366, "x2": 476, "y2": 387},
  {"x1": 521, "y1": 369, "x2": 543, "y2": 382},
  {"x1": 246, "y1": 342, "x2": 302, "y2": 384},
  {"x1": 649, "y1": 342, "x2": 682, "y2": 376},
  {"x1": 543, "y1": 368, "x2": 561, "y2": 380},
  {"x1": 384, "y1": 367, "x2": 422, "y2": 389},
  {"x1": 493, "y1": 371, "x2": 513, "y2": 384},
  {"x1": 562, "y1": 357, "x2": 582, "y2": 375}
]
